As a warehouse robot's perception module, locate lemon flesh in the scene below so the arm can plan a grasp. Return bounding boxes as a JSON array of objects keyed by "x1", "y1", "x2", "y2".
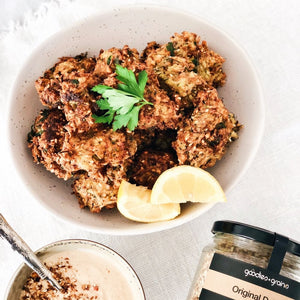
[
  {"x1": 117, "y1": 181, "x2": 180, "y2": 223},
  {"x1": 151, "y1": 165, "x2": 226, "y2": 204}
]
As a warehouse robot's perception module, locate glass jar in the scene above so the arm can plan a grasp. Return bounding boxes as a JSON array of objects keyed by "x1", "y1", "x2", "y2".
[{"x1": 187, "y1": 221, "x2": 300, "y2": 300}]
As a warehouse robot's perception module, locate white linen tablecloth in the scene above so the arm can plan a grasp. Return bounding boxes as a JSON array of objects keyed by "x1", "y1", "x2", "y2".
[{"x1": 0, "y1": 0, "x2": 299, "y2": 299}]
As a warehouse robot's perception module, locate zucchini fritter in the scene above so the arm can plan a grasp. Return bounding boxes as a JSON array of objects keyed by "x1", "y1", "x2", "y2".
[
  {"x1": 28, "y1": 109, "x2": 71, "y2": 180},
  {"x1": 28, "y1": 31, "x2": 240, "y2": 213},
  {"x1": 172, "y1": 89, "x2": 240, "y2": 168}
]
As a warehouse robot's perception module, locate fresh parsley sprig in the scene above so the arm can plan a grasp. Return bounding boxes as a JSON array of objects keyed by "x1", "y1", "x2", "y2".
[{"x1": 92, "y1": 65, "x2": 152, "y2": 131}]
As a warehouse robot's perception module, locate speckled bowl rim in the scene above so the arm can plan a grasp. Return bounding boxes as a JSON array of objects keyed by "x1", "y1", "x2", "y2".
[{"x1": 5, "y1": 239, "x2": 146, "y2": 300}]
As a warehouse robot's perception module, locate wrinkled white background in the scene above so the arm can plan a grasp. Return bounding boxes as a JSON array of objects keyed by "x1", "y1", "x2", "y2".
[{"x1": 0, "y1": 1, "x2": 299, "y2": 299}]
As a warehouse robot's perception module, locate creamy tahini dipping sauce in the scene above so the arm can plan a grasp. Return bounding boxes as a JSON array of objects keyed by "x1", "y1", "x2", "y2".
[{"x1": 19, "y1": 249, "x2": 143, "y2": 300}]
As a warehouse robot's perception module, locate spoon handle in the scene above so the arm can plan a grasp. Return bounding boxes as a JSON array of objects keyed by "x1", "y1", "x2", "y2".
[{"x1": 0, "y1": 214, "x2": 62, "y2": 291}]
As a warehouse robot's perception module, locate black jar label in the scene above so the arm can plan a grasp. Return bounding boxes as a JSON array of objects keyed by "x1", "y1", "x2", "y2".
[{"x1": 198, "y1": 253, "x2": 300, "y2": 300}]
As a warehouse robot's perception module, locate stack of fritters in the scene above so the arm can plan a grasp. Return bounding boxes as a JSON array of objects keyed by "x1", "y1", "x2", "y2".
[{"x1": 28, "y1": 32, "x2": 240, "y2": 213}]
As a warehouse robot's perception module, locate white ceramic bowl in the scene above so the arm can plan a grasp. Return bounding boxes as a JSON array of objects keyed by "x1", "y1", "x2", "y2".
[
  {"x1": 5, "y1": 239, "x2": 145, "y2": 299},
  {"x1": 7, "y1": 5, "x2": 264, "y2": 235}
]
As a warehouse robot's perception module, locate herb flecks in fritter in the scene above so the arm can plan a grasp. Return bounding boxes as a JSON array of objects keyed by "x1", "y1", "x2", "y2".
[{"x1": 28, "y1": 32, "x2": 240, "y2": 213}]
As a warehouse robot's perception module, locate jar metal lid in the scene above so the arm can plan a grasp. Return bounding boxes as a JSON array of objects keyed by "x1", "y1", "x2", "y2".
[{"x1": 212, "y1": 220, "x2": 300, "y2": 257}]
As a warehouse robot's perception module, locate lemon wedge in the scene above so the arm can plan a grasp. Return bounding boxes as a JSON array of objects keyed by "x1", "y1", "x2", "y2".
[
  {"x1": 117, "y1": 180, "x2": 180, "y2": 223},
  {"x1": 151, "y1": 165, "x2": 226, "y2": 204}
]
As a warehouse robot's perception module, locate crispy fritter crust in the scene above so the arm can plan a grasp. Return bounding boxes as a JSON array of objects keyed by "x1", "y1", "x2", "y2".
[
  {"x1": 138, "y1": 69, "x2": 181, "y2": 130},
  {"x1": 73, "y1": 163, "x2": 130, "y2": 213},
  {"x1": 128, "y1": 150, "x2": 178, "y2": 189},
  {"x1": 35, "y1": 54, "x2": 99, "y2": 134},
  {"x1": 58, "y1": 127, "x2": 137, "y2": 177},
  {"x1": 28, "y1": 31, "x2": 240, "y2": 213},
  {"x1": 28, "y1": 109, "x2": 71, "y2": 180},
  {"x1": 144, "y1": 31, "x2": 226, "y2": 90},
  {"x1": 172, "y1": 89, "x2": 240, "y2": 168}
]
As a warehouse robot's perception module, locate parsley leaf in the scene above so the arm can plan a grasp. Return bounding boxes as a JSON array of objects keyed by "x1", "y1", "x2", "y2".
[
  {"x1": 115, "y1": 65, "x2": 143, "y2": 98},
  {"x1": 113, "y1": 113, "x2": 132, "y2": 131},
  {"x1": 92, "y1": 65, "x2": 152, "y2": 131},
  {"x1": 138, "y1": 70, "x2": 148, "y2": 95},
  {"x1": 92, "y1": 112, "x2": 114, "y2": 125},
  {"x1": 96, "y1": 88, "x2": 139, "y2": 114},
  {"x1": 166, "y1": 42, "x2": 175, "y2": 56},
  {"x1": 127, "y1": 106, "x2": 141, "y2": 131}
]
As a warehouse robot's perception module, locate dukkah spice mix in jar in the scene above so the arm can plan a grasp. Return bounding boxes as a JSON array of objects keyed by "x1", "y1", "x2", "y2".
[{"x1": 188, "y1": 220, "x2": 300, "y2": 300}]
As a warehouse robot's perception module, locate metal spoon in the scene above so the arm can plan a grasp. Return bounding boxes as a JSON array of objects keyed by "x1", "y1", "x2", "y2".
[{"x1": 0, "y1": 214, "x2": 62, "y2": 291}]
